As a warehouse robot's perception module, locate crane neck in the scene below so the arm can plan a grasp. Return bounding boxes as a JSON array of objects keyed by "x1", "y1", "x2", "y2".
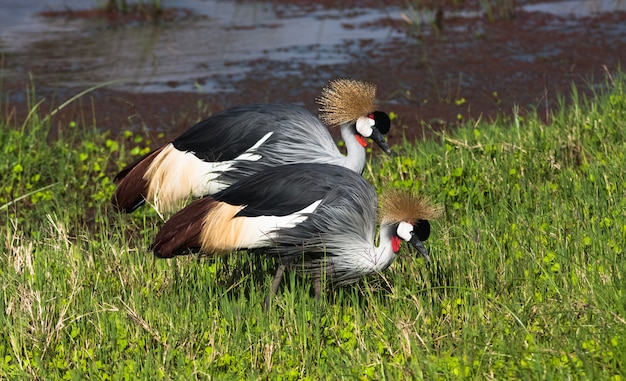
[
  {"x1": 372, "y1": 223, "x2": 398, "y2": 271},
  {"x1": 340, "y1": 122, "x2": 367, "y2": 174}
]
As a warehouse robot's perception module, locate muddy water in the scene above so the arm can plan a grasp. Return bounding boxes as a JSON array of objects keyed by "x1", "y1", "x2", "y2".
[
  {"x1": 1, "y1": 0, "x2": 408, "y2": 93},
  {"x1": 523, "y1": 0, "x2": 626, "y2": 16},
  {"x1": 3, "y1": 0, "x2": 622, "y2": 93},
  {"x1": 1, "y1": 0, "x2": 626, "y2": 141}
]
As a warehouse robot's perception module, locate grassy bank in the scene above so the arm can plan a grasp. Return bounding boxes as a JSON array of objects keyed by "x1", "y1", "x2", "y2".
[{"x1": 1, "y1": 75, "x2": 625, "y2": 379}]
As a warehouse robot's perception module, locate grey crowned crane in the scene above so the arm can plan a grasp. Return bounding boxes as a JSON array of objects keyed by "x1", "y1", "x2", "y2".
[
  {"x1": 112, "y1": 79, "x2": 392, "y2": 214},
  {"x1": 150, "y1": 163, "x2": 441, "y2": 307}
]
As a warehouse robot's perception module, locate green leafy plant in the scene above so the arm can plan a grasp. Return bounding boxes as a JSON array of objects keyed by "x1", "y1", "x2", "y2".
[{"x1": 1, "y1": 73, "x2": 625, "y2": 379}]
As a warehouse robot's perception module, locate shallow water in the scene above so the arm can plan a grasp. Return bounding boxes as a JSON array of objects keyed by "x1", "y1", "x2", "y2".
[
  {"x1": 2, "y1": 0, "x2": 626, "y2": 141},
  {"x1": 2, "y1": 0, "x2": 624, "y2": 95},
  {"x1": 1, "y1": 0, "x2": 407, "y2": 92},
  {"x1": 523, "y1": 0, "x2": 626, "y2": 16}
]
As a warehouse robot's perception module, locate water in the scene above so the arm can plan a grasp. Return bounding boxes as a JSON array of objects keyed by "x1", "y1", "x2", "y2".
[
  {"x1": 0, "y1": 0, "x2": 405, "y2": 92},
  {"x1": 523, "y1": 0, "x2": 626, "y2": 17},
  {"x1": 1, "y1": 0, "x2": 624, "y2": 94}
]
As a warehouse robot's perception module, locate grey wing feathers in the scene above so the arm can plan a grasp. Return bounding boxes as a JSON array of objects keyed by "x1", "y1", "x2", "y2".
[
  {"x1": 174, "y1": 104, "x2": 337, "y2": 162},
  {"x1": 264, "y1": 172, "x2": 378, "y2": 267}
]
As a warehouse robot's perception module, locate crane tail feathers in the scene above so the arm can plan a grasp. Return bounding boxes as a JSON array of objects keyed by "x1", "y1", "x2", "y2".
[
  {"x1": 112, "y1": 146, "x2": 166, "y2": 213},
  {"x1": 151, "y1": 197, "x2": 218, "y2": 258}
]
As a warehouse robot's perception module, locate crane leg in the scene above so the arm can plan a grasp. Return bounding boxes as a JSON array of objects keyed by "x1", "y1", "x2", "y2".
[
  {"x1": 264, "y1": 264, "x2": 286, "y2": 310},
  {"x1": 313, "y1": 276, "x2": 322, "y2": 300}
]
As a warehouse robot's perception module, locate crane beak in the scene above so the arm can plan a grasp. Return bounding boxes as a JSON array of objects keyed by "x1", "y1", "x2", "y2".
[
  {"x1": 370, "y1": 128, "x2": 391, "y2": 155},
  {"x1": 409, "y1": 234, "x2": 431, "y2": 262}
]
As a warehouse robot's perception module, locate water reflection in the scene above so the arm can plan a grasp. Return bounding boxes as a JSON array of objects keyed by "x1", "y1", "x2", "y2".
[
  {"x1": 523, "y1": 0, "x2": 626, "y2": 16},
  {"x1": 1, "y1": 0, "x2": 624, "y2": 94},
  {"x1": 0, "y1": 0, "x2": 404, "y2": 92}
]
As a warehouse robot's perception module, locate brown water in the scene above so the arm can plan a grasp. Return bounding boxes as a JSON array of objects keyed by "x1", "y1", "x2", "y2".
[{"x1": 2, "y1": 0, "x2": 626, "y2": 144}]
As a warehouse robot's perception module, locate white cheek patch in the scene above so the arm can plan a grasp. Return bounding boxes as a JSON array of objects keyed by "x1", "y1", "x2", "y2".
[
  {"x1": 396, "y1": 221, "x2": 414, "y2": 242},
  {"x1": 355, "y1": 116, "x2": 375, "y2": 138}
]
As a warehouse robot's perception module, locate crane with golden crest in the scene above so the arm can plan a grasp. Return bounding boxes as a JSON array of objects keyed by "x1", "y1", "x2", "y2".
[
  {"x1": 150, "y1": 163, "x2": 441, "y2": 308},
  {"x1": 112, "y1": 79, "x2": 392, "y2": 214}
]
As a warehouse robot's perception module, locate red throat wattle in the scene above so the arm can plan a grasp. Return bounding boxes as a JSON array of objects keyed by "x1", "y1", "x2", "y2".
[
  {"x1": 392, "y1": 236, "x2": 401, "y2": 253},
  {"x1": 355, "y1": 134, "x2": 368, "y2": 147}
]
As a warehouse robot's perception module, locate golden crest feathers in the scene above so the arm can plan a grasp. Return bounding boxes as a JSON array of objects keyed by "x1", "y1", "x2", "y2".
[
  {"x1": 316, "y1": 79, "x2": 377, "y2": 126},
  {"x1": 380, "y1": 189, "x2": 442, "y2": 224}
]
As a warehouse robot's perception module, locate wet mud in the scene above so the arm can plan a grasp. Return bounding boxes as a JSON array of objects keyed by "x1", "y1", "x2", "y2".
[{"x1": 1, "y1": 0, "x2": 626, "y2": 147}]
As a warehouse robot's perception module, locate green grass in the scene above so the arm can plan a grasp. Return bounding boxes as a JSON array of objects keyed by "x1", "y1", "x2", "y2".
[{"x1": 1, "y1": 74, "x2": 625, "y2": 380}]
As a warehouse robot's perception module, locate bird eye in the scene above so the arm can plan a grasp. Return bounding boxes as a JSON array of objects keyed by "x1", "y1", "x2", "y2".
[{"x1": 397, "y1": 221, "x2": 414, "y2": 241}]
